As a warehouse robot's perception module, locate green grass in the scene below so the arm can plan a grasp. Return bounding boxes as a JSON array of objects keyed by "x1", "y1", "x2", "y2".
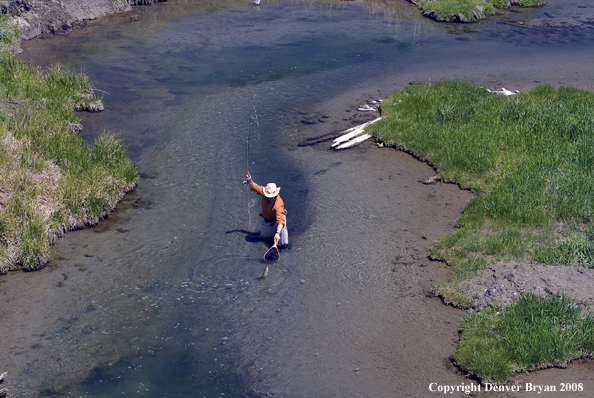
[
  {"x1": 454, "y1": 294, "x2": 594, "y2": 382},
  {"x1": 369, "y1": 80, "x2": 594, "y2": 381},
  {"x1": 416, "y1": 0, "x2": 544, "y2": 22},
  {"x1": 0, "y1": 13, "x2": 19, "y2": 53},
  {"x1": 0, "y1": 14, "x2": 138, "y2": 271},
  {"x1": 369, "y1": 81, "x2": 594, "y2": 269}
]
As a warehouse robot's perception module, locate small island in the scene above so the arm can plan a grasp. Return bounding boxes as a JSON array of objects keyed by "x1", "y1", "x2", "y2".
[{"x1": 409, "y1": 0, "x2": 545, "y2": 23}]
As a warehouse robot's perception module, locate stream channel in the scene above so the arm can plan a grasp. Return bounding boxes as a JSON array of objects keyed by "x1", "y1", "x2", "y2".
[{"x1": 3, "y1": 0, "x2": 594, "y2": 397}]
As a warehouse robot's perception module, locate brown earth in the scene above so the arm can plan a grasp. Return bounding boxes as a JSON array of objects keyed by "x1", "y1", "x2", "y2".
[
  {"x1": 1, "y1": 0, "x2": 166, "y2": 42},
  {"x1": 452, "y1": 261, "x2": 594, "y2": 316}
]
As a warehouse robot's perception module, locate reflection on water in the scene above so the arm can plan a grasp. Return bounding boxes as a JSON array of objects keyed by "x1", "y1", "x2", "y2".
[{"x1": 5, "y1": 0, "x2": 594, "y2": 397}]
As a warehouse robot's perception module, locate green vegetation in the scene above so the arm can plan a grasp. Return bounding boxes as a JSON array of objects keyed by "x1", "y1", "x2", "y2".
[
  {"x1": 454, "y1": 294, "x2": 594, "y2": 382},
  {"x1": 0, "y1": 14, "x2": 137, "y2": 272},
  {"x1": 369, "y1": 80, "x2": 594, "y2": 270},
  {"x1": 415, "y1": 0, "x2": 544, "y2": 23},
  {"x1": 369, "y1": 80, "x2": 594, "y2": 380}
]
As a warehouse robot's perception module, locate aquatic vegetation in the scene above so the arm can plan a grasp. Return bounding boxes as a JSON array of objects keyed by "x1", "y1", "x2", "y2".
[
  {"x1": 414, "y1": 0, "x2": 544, "y2": 22},
  {"x1": 0, "y1": 15, "x2": 137, "y2": 272},
  {"x1": 454, "y1": 294, "x2": 594, "y2": 382}
]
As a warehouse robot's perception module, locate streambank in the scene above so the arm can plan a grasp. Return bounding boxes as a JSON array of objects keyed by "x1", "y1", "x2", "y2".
[
  {"x1": 0, "y1": 27, "x2": 138, "y2": 273},
  {"x1": 441, "y1": 260, "x2": 594, "y2": 316},
  {"x1": 408, "y1": 0, "x2": 545, "y2": 23},
  {"x1": 2, "y1": 0, "x2": 166, "y2": 42},
  {"x1": 330, "y1": 81, "x2": 594, "y2": 386}
]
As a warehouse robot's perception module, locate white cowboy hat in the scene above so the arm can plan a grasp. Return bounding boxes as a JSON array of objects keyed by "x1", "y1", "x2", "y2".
[{"x1": 264, "y1": 183, "x2": 280, "y2": 198}]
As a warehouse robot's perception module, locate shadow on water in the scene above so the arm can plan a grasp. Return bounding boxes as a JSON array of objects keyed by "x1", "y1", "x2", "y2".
[
  {"x1": 61, "y1": 353, "x2": 253, "y2": 398},
  {"x1": 4, "y1": 0, "x2": 594, "y2": 397},
  {"x1": 225, "y1": 229, "x2": 266, "y2": 243}
]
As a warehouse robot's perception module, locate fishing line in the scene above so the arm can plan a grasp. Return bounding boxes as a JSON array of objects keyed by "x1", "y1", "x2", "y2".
[
  {"x1": 245, "y1": 106, "x2": 259, "y2": 225},
  {"x1": 242, "y1": 107, "x2": 277, "y2": 277}
]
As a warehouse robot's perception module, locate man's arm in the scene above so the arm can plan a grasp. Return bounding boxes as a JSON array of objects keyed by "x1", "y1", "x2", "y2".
[{"x1": 274, "y1": 201, "x2": 285, "y2": 245}]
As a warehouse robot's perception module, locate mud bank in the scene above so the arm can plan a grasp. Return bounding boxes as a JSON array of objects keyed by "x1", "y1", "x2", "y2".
[
  {"x1": 1, "y1": 0, "x2": 166, "y2": 41},
  {"x1": 446, "y1": 261, "x2": 594, "y2": 316}
]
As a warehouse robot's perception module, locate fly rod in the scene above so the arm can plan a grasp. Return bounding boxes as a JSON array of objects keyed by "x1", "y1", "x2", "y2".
[
  {"x1": 244, "y1": 106, "x2": 258, "y2": 225},
  {"x1": 243, "y1": 107, "x2": 277, "y2": 278}
]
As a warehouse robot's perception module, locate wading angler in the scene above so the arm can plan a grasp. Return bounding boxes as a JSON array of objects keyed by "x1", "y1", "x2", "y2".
[{"x1": 245, "y1": 172, "x2": 289, "y2": 248}]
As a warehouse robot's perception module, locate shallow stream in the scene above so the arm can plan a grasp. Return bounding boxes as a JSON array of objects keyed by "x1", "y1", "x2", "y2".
[{"x1": 3, "y1": 0, "x2": 594, "y2": 396}]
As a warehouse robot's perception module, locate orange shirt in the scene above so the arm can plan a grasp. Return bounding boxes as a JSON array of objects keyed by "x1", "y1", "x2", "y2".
[{"x1": 251, "y1": 184, "x2": 285, "y2": 226}]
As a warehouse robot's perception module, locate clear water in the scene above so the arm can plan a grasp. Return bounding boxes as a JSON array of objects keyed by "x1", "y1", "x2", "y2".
[{"x1": 3, "y1": 0, "x2": 594, "y2": 397}]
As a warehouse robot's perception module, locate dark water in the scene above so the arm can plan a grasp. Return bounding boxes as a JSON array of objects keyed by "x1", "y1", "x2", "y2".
[{"x1": 3, "y1": 0, "x2": 594, "y2": 397}]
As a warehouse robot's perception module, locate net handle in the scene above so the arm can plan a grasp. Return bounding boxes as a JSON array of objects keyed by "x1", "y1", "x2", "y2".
[{"x1": 263, "y1": 242, "x2": 280, "y2": 263}]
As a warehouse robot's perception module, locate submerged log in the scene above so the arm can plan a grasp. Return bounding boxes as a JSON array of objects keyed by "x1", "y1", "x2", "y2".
[
  {"x1": 335, "y1": 133, "x2": 372, "y2": 150},
  {"x1": 331, "y1": 117, "x2": 381, "y2": 149}
]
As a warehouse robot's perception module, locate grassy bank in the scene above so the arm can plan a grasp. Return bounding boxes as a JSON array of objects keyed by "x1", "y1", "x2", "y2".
[
  {"x1": 369, "y1": 80, "x2": 594, "y2": 274},
  {"x1": 455, "y1": 294, "x2": 594, "y2": 382},
  {"x1": 0, "y1": 14, "x2": 138, "y2": 272},
  {"x1": 367, "y1": 80, "x2": 594, "y2": 380},
  {"x1": 413, "y1": 0, "x2": 544, "y2": 23}
]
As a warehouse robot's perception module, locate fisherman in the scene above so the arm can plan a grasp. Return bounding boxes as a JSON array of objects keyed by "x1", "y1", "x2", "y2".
[{"x1": 245, "y1": 172, "x2": 288, "y2": 248}]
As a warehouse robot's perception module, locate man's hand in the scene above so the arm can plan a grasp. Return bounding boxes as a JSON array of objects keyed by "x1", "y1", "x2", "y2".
[{"x1": 245, "y1": 172, "x2": 254, "y2": 187}]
